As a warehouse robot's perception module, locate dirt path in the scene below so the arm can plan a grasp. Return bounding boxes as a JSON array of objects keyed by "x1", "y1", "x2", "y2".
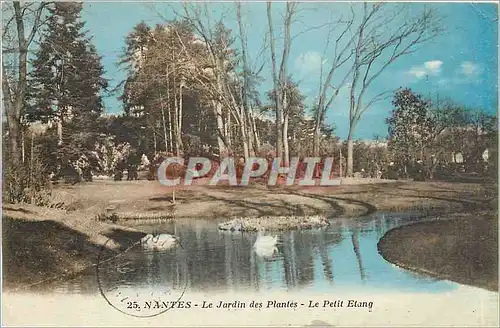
[{"x1": 44, "y1": 178, "x2": 496, "y2": 221}]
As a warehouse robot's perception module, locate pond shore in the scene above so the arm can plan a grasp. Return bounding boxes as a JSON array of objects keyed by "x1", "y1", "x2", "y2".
[
  {"x1": 2, "y1": 178, "x2": 497, "y2": 291},
  {"x1": 378, "y1": 210, "x2": 498, "y2": 292}
]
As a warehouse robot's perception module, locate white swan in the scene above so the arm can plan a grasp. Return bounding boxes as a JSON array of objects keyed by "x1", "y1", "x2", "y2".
[
  {"x1": 141, "y1": 233, "x2": 179, "y2": 250},
  {"x1": 253, "y1": 232, "x2": 278, "y2": 258}
]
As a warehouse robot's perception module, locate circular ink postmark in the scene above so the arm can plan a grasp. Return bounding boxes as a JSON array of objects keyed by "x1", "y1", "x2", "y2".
[{"x1": 96, "y1": 236, "x2": 188, "y2": 318}]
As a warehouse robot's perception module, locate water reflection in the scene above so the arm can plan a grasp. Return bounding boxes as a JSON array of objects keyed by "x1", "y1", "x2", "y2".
[{"x1": 36, "y1": 212, "x2": 457, "y2": 295}]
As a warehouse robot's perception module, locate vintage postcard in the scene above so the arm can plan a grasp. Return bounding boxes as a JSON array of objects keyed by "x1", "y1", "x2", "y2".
[{"x1": 2, "y1": 0, "x2": 498, "y2": 326}]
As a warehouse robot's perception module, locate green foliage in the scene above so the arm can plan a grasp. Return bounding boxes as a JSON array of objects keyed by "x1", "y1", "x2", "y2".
[
  {"x1": 387, "y1": 88, "x2": 498, "y2": 180},
  {"x1": 2, "y1": 146, "x2": 52, "y2": 206},
  {"x1": 28, "y1": 2, "x2": 107, "y2": 123},
  {"x1": 26, "y1": 2, "x2": 108, "y2": 182},
  {"x1": 386, "y1": 88, "x2": 432, "y2": 168}
]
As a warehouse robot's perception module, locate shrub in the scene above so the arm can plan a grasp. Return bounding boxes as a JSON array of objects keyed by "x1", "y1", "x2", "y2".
[{"x1": 3, "y1": 156, "x2": 52, "y2": 206}]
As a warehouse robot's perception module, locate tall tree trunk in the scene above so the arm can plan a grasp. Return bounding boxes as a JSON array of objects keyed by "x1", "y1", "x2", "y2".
[
  {"x1": 21, "y1": 128, "x2": 25, "y2": 163},
  {"x1": 57, "y1": 117, "x2": 63, "y2": 146},
  {"x1": 7, "y1": 2, "x2": 30, "y2": 167},
  {"x1": 211, "y1": 100, "x2": 227, "y2": 157},
  {"x1": 267, "y1": 1, "x2": 283, "y2": 162},
  {"x1": 167, "y1": 101, "x2": 173, "y2": 153},
  {"x1": 173, "y1": 77, "x2": 179, "y2": 156},
  {"x1": 283, "y1": 116, "x2": 289, "y2": 166},
  {"x1": 167, "y1": 74, "x2": 173, "y2": 153},
  {"x1": 282, "y1": 92, "x2": 289, "y2": 166},
  {"x1": 3, "y1": 2, "x2": 46, "y2": 168},
  {"x1": 177, "y1": 80, "x2": 184, "y2": 154},
  {"x1": 153, "y1": 126, "x2": 157, "y2": 154},
  {"x1": 236, "y1": 2, "x2": 258, "y2": 157},
  {"x1": 339, "y1": 147, "x2": 343, "y2": 178},
  {"x1": 226, "y1": 108, "x2": 232, "y2": 149},
  {"x1": 246, "y1": 113, "x2": 254, "y2": 157},
  {"x1": 251, "y1": 112, "x2": 260, "y2": 153},
  {"x1": 347, "y1": 135, "x2": 354, "y2": 177},
  {"x1": 2, "y1": 65, "x2": 20, "y2": 166},
  {"x1": 313, "y1": 95, "x2": 326, "y2": 157},
  {"x1": 6, "y1": 116, "x2": 21, "y2": 165},
  {"x1": 160, "y1": 92, "x2": 169, "y2": 153},
  {"x1": 240, "y1": 122, "x2": 249, "y2": 161},
  {"x1": 313, "y1": 124, "x2": 321, "y2": 157},
  {"x1": 29, "y1": 130, "x2": 34, "y2": 202}
]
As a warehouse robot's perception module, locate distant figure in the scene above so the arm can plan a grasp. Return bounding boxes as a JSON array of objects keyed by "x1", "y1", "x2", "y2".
[
  {"x1": 127, "y1": 151, "x2": 140, "y2": 180},
  {"x1": 127, "y1": 165, "x2": 138, "y2": 180},
  {"x1": 140, "y1": 153, "x2": 150, "y2": 170},
  {"x1": 114, "y1": 159, "x2": 126, "y2": 181}
]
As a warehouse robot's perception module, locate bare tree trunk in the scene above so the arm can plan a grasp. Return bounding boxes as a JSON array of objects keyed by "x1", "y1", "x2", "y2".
[
  {"x1": 173, "y1": 77, "x2": 179, "y2": 156},
  {"x1": 57, "y1": 117, "x2": 63, "y2": 146},
  {"x1": 167, "y1": 73, "x2": 173, "y2": 153},
  {"x1": 347, "y1": 135, "x2": 354, "y2": 177},
  {"x1": 9, "y1": 3, "x2": 28, "y2": 166},
  {"x1": 267, "y1": 1, "x2": 283, "y2": 161},
  {"x1": 313, "y1": 123, "x2": 321, "y2": 157},
  {"x1": 212, "y1": 100, "x2": 227, "y2": 156},
  {"x1": 2, "y1": 65, "x2": 20, "y2": 166},
  {"x1": 3, "y1": 2, "x2": 46, "y2": 168},
  {"x1": 246, "y1": 114, "x2": 254, "y2": 157},
  {"x1": 346, "y1": 3, "x2": 440, "y2": 176},
  {"x1": 339, "y1": 147, "x2": 343, "y2": 178},
  {"x1": 29, "y1": 130, "x2": 34, "y2": 202},
  {"x1": 268, "y1": 1, "x2": 296, "y2": 164},
  {"x1": 21, "y1": 128, "x2": 25, "y2": 163},
  {"x1": 160, "y1": 92, "x2": 169, "y2": 153},
  {"x1": 283, "y1": 116, "x2": 289, "y2": 166},
  {"x1": 236, "y1": 1, "x2": 258, "y2": 157},
  {"x1": 282, "y1": 92, "x2": 289, "y2": 166},
  {"x1": 177, "y1": 80, "x2": 184, "y2": 154},
  {"x1": 251, "y1": 112, "x2": 260, "y2": 152},
  {"x1": 226, "y1": 108, "x2": 232, "y2": 149},
  {"x1": 153, "y1": 126, "x2": 157, "y2": 154},
  {"x1": 167, "y1": 101, "x2": 173, "y2": 153},
  {"x1": 240, "y1": 121, "x2": 249, "y2": 161}
]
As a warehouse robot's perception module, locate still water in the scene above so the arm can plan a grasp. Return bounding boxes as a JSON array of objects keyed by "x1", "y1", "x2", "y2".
[{"x1": 48, "y1": 212, "x2": 457, "y2": 295}]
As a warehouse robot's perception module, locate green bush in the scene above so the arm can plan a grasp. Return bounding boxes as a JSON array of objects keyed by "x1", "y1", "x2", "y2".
[{"x1": 2, "y1": 156, "x2": 52, "y2": 206}]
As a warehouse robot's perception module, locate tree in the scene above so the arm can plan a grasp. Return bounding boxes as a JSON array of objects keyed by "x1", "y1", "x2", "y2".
[
  {"x1": 266, "y1": 1, "x2": 298, "y2": 166},
  {"x1": 444, "y1": 107, "x2": 498, "y2": 174},
  {"x1": 313, "y1": 8, "x2": 355, "y2": 156},
  {"x1": 346, "y1": 3, "x2": 440, "y2": 176},
  {"x1": 385, "y1": 89, "x2": 496, "y2": 180},
  {"x1": 236, "y1": 1, "x2": 263, "y2": 155},
  {"x1": 386, "y1": 88, "x2": 432, "y2": 177},
  {"x1": 266, "y1": 78, "x2": 308, "y2": 157},
  {"x1": 28, "y1": 2, "x2": 108, "y2": 179},
  {"x1": 2, "y1": 2, "x2": 50, "y2": 166},
  {"x1": 172, "y1": 3, "x2": 259, "y2": 160}
]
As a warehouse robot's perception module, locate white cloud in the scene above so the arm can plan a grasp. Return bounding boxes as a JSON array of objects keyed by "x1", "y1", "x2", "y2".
[
  {"x1": 460, "y1": 61, "x2": 481, "y2": 76},
  {"x1": 424, "y1": 60, "x2": 443, "y2": 74},
  {"x1": 294, "y1": 51, "x2": 325, "y2": 77},
  {"x1": 408, "y1": 67, "x2": 427, "y2": 79},
  {"x1": 408, "y1": 60, "x2": 443, "y2": 79}
]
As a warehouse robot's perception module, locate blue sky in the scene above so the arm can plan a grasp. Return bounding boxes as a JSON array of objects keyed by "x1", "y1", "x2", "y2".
[{"x1": 81, "y1": 1, "x2": 498, "y2": 140}]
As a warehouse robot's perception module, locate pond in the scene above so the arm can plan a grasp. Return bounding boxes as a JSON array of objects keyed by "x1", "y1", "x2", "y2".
[{"x1": 46, "y1": 212, "x2": 458, "y2": 296}]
